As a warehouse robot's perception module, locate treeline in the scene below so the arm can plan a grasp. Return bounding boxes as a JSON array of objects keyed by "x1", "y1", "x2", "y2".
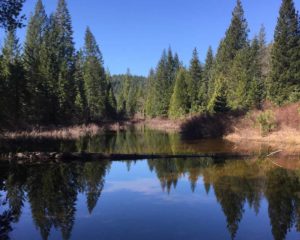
[
  {"x1": 0, "y1": 0, "x2": 118, "y2": 127},
  {"x1": 111, "y1": 72, "x2": 147, "y2": 117},
  {"x1": 0, "y1": 0, "x2": 299, "y2": 126},
  {"x1": 144, "y1": 0, "x2": 300, "y2": 118}
]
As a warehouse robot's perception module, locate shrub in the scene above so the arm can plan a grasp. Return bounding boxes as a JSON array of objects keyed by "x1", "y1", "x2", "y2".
[
  {"x1": 256, "y1": 110, "x2": 276, "y2": 136},
  {"x1": 274, "y1": 102, "x2": 300, "y2": 130}
]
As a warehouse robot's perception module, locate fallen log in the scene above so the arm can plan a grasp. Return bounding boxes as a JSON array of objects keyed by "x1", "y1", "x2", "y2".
[{"x1": 0, "y1": 151, "x2": 252, "y2": 164}]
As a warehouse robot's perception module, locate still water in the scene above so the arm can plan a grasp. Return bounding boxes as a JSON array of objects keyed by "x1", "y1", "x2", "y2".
[{"x1": 0, "y1": 129, "x2": 300, "y2": 240}]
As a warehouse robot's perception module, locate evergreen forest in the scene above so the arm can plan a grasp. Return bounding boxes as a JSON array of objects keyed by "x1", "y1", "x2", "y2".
[{"x1": 0, "y1": 0, "x2": 299, "y2": 127}]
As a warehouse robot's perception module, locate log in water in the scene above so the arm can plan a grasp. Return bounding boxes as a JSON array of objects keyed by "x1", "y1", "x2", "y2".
[{"x1": 0, "y1": 151, "x2": 252, "y2": 164}]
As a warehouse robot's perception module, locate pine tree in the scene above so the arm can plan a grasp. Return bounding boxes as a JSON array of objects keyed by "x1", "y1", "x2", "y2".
[
  {"x1": 105, "y1": 70, "x2": 117, "y2": 118},
  {"x1": 145, "y1": 69, "x2": 157, "y2": 117},
  {"x1": 209, "y1": 0, "x2": 249, "y2": 112},
  {"x1": 126, "y1": 82, "x2": 138, "y2": 117},
  {"x1": 0, "y1": 0, "x2": 25, "y2": 31},
  {"x1": 268, "y1": 0, "x2": 300, "y2": 104},
  {"x1": 74, "y1": 50, "x2": 88, "y2": 122},
  {"x1": 0, "y1": 30, "x2": 25, "y2": 125},
  {"x1": 204, "y1": 46, "x2": 215, "y2": 104},
  {"x1": 248, "y1": 37, "x2": 265, "y2": 109},
  {"x1": 258, "y1": 25, "x2": 269, "y2": 78},
  {"x1": 154, "y1": 49, "x2": 169, "y2": 116},
  {"x1": 83, "y1": 27, "x2": 107, "y2": 122},
  {"x1": 188, "y1": 48, "x2": 202, "y2": 112},
  {"x1": 169, "y1": 68, "x2": 189, "y2": 118},
  {"x1": 123, "y1": 69, "x2": 133, "y2": 116},
  {"x1": 227, "y1": 47, "x2": 252, "y2": 109},
  {"x1": 154, "y1": 48, "x2": 180, "y2": 117},
  {"x1": 215, "y1": 0, "x2": 249, "y2": 67},
  {"x1": 54, "y1": 0, "x2": 76, "y2": 121},
  {"x1": 39, "y1": 14, "x2": 61, "y2": 124},
  {"x1": 208, "y1": 75, "x2": 229, "y2": 113},
  {"x1": 116, "y1": 69, "x2": 131, "y2": 116},
  {"x1": 23, "y1": 0, "x2": 48, "y2": 123}
]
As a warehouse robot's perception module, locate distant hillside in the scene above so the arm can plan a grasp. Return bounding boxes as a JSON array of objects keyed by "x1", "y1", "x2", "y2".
[{"x1": 111, "y1": 74, "x2": 147, "y2": 97}]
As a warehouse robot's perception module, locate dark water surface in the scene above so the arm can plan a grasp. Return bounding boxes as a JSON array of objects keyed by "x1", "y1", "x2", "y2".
[{"x1": 0, "y1": 129, "x2": 300, "y2": 240}]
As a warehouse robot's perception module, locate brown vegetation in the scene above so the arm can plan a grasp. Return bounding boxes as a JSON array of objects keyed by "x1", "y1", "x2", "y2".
[
  {"x1": 225, "y1": 102, "x2": 300, "y2": 146},
  {"x1": 144, "y1": 118, "x2": 184, "y2": 132},
  {"x1": 178, "y1": 102, "x2": 300, "y2": 154},
  {"x1": 1, "y1": 122, "x2": 135, "y2": 139},
  {"x1": 180, "y1": 111, "x2": 244, "y2": 139}
]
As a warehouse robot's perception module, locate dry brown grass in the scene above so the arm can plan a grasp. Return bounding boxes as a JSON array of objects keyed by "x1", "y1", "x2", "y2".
[
  {"x1": 225, "y1": 102, "x2": 300, "y2": 153},
  {"x1": 144, "y1": 118, "x2": 184, "y2": 132},
  {"x1": 3, "y1": 124, "x2": 103, "y2": 139},
  {"x1": 2, "y1": 122, "x2": 139, "y2": 139}
]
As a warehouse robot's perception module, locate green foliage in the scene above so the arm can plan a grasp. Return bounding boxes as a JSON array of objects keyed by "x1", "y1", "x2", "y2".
[
  {"x1": 105, "y1": 71, "x2": 117, "y2": 118},
  {"x1": 83, "y1": 27, "x2": 107, "y2": 121},
  {"x1": 227, "y1": 38, "x2": 265, "y2": 110},
  {"x1": 0, "y1": 0, "x2": 117, "y2": 127},
  {"x1": 268, "y1": 0, "x2": 300, "y2": 105},
  {"x1": 208, "y1": 75, "x2": 230, "y2": 113},
  {"x1": 153, "y1": 48, "x2": 180, "y2": 117},
  {"x1": 54, "y1": 0, "x2": 76, "y2": 122},
  {"x1": 74, "y1": 50, "x2": 88, "y2": 122},
  {"x1": 0, "y1": 30, "x2": 25, "y2": 125},
  {"x1": 188, "y1": 48, "x2": 203, "y2": 113},
  {"x1": 256, "y1": 110, "x2": 276, "y2": 136},
  {"x1": 204, "y1": 46, "x2": 215, "y2": 107},
  {"x1": 169, "y1": 68, "x2": 189, "y2": 118},
  {"x1": 145, "y1": 69, "x2": 157, "y2": 117},
  {"x1": 207, "y1": 0, "x2": 250, "y2": 113},
  {"x1": 215, "y1": 0, "x2": 249, "y2": 67},
  {"x1": 0, "y1": 0, "x2": 299, "y2": 126},
  {"x1": 23, "y1": 0, "x2": 48, "y2": 123},
  {"x1": 0, "y1": 0, "x2": 25, "y2": 31}
]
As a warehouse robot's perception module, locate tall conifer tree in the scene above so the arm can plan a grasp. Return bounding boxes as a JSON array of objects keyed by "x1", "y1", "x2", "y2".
[
  {"x1": 74, "y1": 50, "x2": 88, "y2": 122},
  {"x1": 23, "y1": 0, "x2": 48, "y2": 123},
  {"x1": 204, "y1": 46, "x2": 215, "y2": 103},
  {"x1": 54, "y1": 0, "x2": 76, "y2": 121},
  {"x1": 188, "y1": 48, "x2": 202, "y2": 112},
  {"x1": 1, "y1": 30, "x2": 25, "y2": 124},
  {"x1": 169, "y1": 68, "x2": 189, "y2": 118},
  {"x1": 209, "y1": 0, "x2": 249, "y2": 112},
  {"x1": 268, "y1": 0, "x2": 300, "y2": 104},
  {"x1": 83, "y1": 27, "x2": 107, "y2": 121}
]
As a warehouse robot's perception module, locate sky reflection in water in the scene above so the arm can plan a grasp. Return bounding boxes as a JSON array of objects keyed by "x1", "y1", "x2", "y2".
[{"x1": 1, "y1": 158, "x2": 300, "y2": 240}]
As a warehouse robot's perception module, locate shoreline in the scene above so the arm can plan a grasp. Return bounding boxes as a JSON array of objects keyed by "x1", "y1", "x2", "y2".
[
  {"x1": 1, "y1": 117, "x2": 300, "y2": 155},
  {"x1": 0, "y1": 118, "x2": 183, "y2": 139}
]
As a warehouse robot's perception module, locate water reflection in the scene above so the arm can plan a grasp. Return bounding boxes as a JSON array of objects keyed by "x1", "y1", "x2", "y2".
[
  {"x1": 0, "y1": 162, "x2": 110, "y2": 240},
  {"x1": 0, "y1": 127, "x2": 241, "y2": 154},
  {"x1": 0, "y1": 158, "x2": 299, "y2": 240}
]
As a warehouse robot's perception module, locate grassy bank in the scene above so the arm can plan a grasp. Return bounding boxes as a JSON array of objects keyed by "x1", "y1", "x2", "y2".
[
  {"x1": 1, "y1": 102, "x2": 300, "y2": 154},
  {"x1": 224, "y1": 102, "x2": 300, "y2": 146},
  {"x1": 1, "y1": 121, "x2": 138, "y2": 139},
  {"x1": 178, "y1": 102, "x2": 300, "y2": 153}
]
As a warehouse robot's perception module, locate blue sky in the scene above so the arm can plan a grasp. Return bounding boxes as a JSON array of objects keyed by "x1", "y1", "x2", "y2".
[{"x1": 1, "y1": 0, "x2": 300, "y2": 76}]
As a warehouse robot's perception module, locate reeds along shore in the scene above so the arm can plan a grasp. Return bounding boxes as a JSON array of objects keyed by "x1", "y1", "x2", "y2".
[
  {"x1": 0, "y1": 102, "x2": 299, "y2": 154},
  {"x1": 1, "y1": 121, "x2": 138, "y2": 139}
]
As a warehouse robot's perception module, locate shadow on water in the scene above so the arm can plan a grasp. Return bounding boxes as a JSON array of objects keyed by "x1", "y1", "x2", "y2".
[{"x1": 0, "y1": 157, "x2": 300, "y2": 240}]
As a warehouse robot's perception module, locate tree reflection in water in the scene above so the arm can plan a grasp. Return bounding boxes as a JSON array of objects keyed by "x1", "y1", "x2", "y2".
[{"x1": 0, "y1": 157, "x2": 299, "y2": 240}]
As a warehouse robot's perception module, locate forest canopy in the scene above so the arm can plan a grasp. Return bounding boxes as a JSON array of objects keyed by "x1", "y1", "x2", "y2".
[{"x1": 0, "y1": 0, "x2": 299, "y2": 128}]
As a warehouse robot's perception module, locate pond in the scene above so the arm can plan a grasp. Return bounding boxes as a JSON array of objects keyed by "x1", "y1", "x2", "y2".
[{"x1": 0, "y1": 128, "x2": 299, "y2": 240}]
